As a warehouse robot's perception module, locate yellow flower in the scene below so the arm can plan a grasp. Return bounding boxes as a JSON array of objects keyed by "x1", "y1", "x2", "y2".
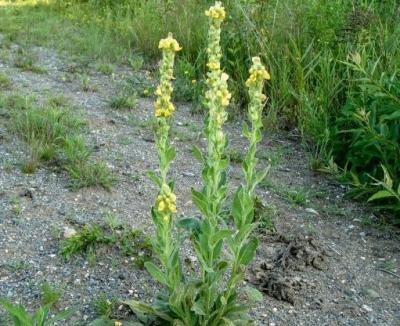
[
  {"x1": 246, "y1": 57, "x2": 270, "y2": 87},
  {"x1": 114, "y1": 322, "x2": 122, "y2": 326},
  {"x1": 158, "y1": 33, "x2": 182, "y2": 52},
  {"x1": 143, "y1": 88, "x2": 149, "y2": 95},
  {"x1": 156, "y1": 184, "x2": 177, "y2": 215},
  {"x1": 205, "y1": 2, "x2": 226, "y2": 20},
  {"x1": 207, "y1": 60, "x2": 220, "y2": 71}
]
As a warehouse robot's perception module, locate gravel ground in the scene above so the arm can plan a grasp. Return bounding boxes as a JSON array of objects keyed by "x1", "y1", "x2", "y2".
[{"x1": 0, "y1": 38, "x2": 399, "y2": 326}]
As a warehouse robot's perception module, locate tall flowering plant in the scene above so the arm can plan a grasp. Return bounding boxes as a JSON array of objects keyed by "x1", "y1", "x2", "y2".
[
  {"x1": 127, "y1": 3, "x2": 271, "y2": 325},
  {"x1": 143, "y1": 33, "x2": 182, "y2": 292}
]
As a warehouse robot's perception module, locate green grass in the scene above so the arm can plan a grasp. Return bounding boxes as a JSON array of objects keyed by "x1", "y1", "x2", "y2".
[
  {"x1": 9, "y1": 101, "x2": 113, "y2": 189},
  {"x1": 0, "y1": 72, "x2": 11, "y2": 89},
  {"x1": 95, "y1": 62, "x2": 115, "y2": 75},
  {"x1": 14, "y1": 47, "x2": 46, "y2": 73},
  {"x1": 60, "y1": 215, "x2": 153, "y2": 267},
  {"x1": 109, "y1": 94, "x2": 137, "y2": 110}
]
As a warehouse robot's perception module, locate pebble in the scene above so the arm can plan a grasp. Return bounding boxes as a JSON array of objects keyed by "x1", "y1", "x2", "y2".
[{"x1": 362, "y1": 304, "x2": 373, "y2": 312}]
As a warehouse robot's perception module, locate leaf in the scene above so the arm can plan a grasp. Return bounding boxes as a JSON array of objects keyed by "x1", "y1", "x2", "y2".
[
  {"x1": 212, "y1": 229, "x2": 233, "y2": 245},
  {"x1": 0, "y1": 299, "x2": 31, "y2": 324},
  {"x1": 238, "y1": 238, "x2": 258, "y2": 265},
  {"x1": 192, "y1": 145, "x2": 204, "y2": 162},
  {"x1": 144, "y1": 262, "x2": 167, "y2": 285},
  {"x1": 165, "y1": 147, "x2": 176, "y2": 165},
  {"x1": 254, "y1": 167, "x2": 269, "y2": 185},
  {"x1": 231, "y1": 187, "x2": 244, "y2": 227},
  {"x1": 191, "y1": 188, "x2": 209, "y2": 216},
  {"x1": 176, "y1": 217, "x2": 201, "y2": 233},
  {"x1": 47, "y1": 306, "x2": 75, "y2": 324},
  {"x1": 191, "y1": 300, "x2": 206, "y2": 316},
  {"x1": 146, "y1": 171, "x2": 162, "y2": 187},
  {"x1": 368, "y1": 190, "x2": 394, "y2": 202},
  {"x1": 242, "y1": 286, "x2": 263, "y2": 303},
  {"x1": 123, "y1": 300, "x2": 173, "y2": 322}
]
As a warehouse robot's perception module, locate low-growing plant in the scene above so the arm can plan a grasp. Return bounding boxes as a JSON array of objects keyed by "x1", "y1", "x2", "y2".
[
  {"x1": 0, "y1": 285, "x2": 73, "y2": 326},
  {"x1": 110, "y1": 94, "x2": 138, "y2": 110},
  {"x1": 3, "y1": 93, "x2": 35, "y2": 111},
  {"x1": 10, "y1": 104, "x2": 113, "y2": 189},
  {"x1": 285, "y1": 186, "x2": 310, "y2": 207},
  {"x1": 61, "y1": 217, "x2": 152, "y2": 267},
  {"x1": 127, "y1": 3, "x2": 270, "y2": 324},
  {"x1": 41, "y1": 283, "x2": 62, "y2": 306},
  {"x1": 128, "y1": 55, "x2": 144, "y2": 71},
  {"x1": 14, "y1": 47, "x2": 46, "y2": 74},
  {"x1": 66, "y1": 160, "x2": 114, "y2": 190},
  {"x1": 0, "y1": 72, "x2": 11, "y2": 89},
  {"x1": 96, "y1": 62, "x2": 115, "y2": 75}
]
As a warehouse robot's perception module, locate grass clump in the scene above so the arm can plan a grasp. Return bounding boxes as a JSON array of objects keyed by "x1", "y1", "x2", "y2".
[
  {"x1": 61, "y1": 215, "x2": 152, "y2": 267},
  {"x1": 14, "y1": 47, "x2": 46, "y2": 74},
  {"x1": 10, "y1": 103, "x2": 113, "y2": 189},
  {"x1": 109, "y1": 94, "x2": 137, "y2": 110},
  {"x1": 0, "y1": 72, "x2": 11, "y2": 89},
  {"x1": 95, "y1": 62, "x2": 115, "y2": 75}
]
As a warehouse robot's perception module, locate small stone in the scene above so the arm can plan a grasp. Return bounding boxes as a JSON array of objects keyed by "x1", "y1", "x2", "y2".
[
  {"x1": 305, "y1": 208, "x2": 319, "y2": 215},
  {"x1": 362, "y1": 304, "x2": 373, "y2": 312},
  {"x1": 363, "y1": 288, "x2": 380, "y2": 299},
  {"x1": 63, "y1": 227, "x2": 77, "y2": 238}
]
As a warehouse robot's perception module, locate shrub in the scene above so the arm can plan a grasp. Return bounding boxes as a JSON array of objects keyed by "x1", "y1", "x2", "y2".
[{"x1": 331, "y1": 52, "x2": 400, "y2": 216}]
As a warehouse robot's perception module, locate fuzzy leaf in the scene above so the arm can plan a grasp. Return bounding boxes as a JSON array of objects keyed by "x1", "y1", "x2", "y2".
[
  {"x1": 176, "y1": 217, "x2": 201, "y2": 233},
  {"x1": 242, "y1": 286, "x2": 263, "y2": 302},
  {"x1": 192, "y1": 145, "x2": 204, "y2": 162},
  {"x1": 238, "y1": 238, "x2": 258, "y2": 265},
  {"x1": 144, "y1": 262, "x2": 167, "y2": 285},
  {"x1": 165, "y1": 147, "x2": 176, "y2": 165},
  {"x1": 146, "y1": 171, "x2": 162, "y2": 187},
  {"x1": 191, "y1": 188, "x2": 209, "y2": 216}
]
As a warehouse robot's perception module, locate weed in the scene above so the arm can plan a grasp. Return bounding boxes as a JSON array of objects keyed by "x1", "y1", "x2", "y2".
[
  {"x1": 96, "y1": 62, "x2": 115, "y2": 75},
  {"x1": 94, "y1": 293, "x2": 114, "y2": 318},
  {"x1": 0, "y1": 289, "x2": 73, "y2": 325},
  {"x1": 66, "y1": 161, "x2": 115, "y2": 191},
  {"x1": 80, "y1": 74, "x2": 93, "y2": 92},
  {"x1": 382, "y1": 259, "x2": 397, "y2": 273},
  {"x1": 41, "y1": 282, "x2": 62, "y2": 306},
  {"x1": 45, "y1": 94, "x2": 71, "y2": 108},
  {"x1": 110, "y1": 94, "x2": 137, "y2": 110},
  {"x1": 254, "y1": 198, "x2": 277, "y2": 234},
  {"x1": 3, "y1": 93, "x2": 35, "y2": 110},
  {"x1": 117, "y1": 136, "x2": 133, "y2": 146},
  {"x1": 258, "y1": 148, "x2": 283, "y2": 167},
  {"x1": 10, "y1": 104, "x2": 113, "y2": 190},
  {"x1": 227, "y1": 148, "x2": 245, "y2": 164},
  {"x1": 3, "y1": 260, "x2": 29, "y2": 273},
  {"x1": 61, "y1": 224, "x2": 109, "y2": 260},
  {"x1": 0, "y1": 72, "x2": 11, "y2": 89},
  {"x1": 60, "y1": 216, "x2": 152, "y2": 267},
  {"x1": 285, "y1": 186, "x2": 310, "y2": 206},
  {"x1": 128, "y1": 55, "x2": 144, "y2": 71},
  {"x1": 304, "y1": 223, "x2": 319, "y2": 236},
  {"x1": 14, "y1": 48, "x2": 46, "y2": 74}
]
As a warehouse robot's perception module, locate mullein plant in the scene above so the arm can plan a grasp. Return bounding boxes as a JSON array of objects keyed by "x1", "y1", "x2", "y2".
[
  {"x1": 128, "y1": 3, "x2": 270, "y2": 325},
  {"x1": 144, "y1": 33, "x2": 183, "y2": 292}
]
